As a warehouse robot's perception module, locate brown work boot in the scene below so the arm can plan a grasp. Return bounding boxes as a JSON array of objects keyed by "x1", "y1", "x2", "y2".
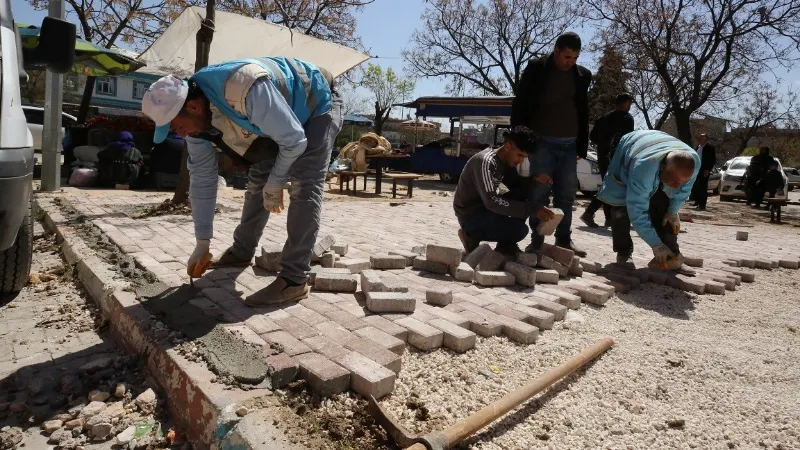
[
  {"x1": 211, "y1": 247, "x2": 253, "y2": 268},
  {"x1": 244, "y1": 277, "x2": 309, "y2": 306},
  {"x1": 458, "y1": 229, "x2": 480, "y2": 254}
]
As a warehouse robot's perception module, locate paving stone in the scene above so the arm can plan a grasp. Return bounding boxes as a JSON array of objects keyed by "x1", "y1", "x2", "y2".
[
  {"x1": 739, "y1": 259, "x2": 755, "y2": 268},
  {"x1": 573, "y1": 278, "x2": 616, "y2": 296},
  {"x1": 412, "y1": 255, "x2": 449, "y2": 274},
  {"x1": 331, "y1": 243, "x2": 349, "y2": 256},
  {"x1": 411, "y1": 244, "x2": 427, "y2": 255},
  {"x1": 334, "y1": 258, "x2": 372, "y2": 274},
  {"x1": 683, "y1": 256, "x2": 704, "y2": 268},
  {"x1": 510, "y1": 305, "x2": 555, "y2": 330},
  {"x1": 370, "y1": 254, "x2": 407, "y2": 270},
  {"x1": 597, "y1": 269, "x2": 642, "y2": 289},
  {"x1": 362, "y1": 315, "x2": 409, "y2": 341},
  {"x1": 381, "y1": 279, "x2": 409, "y2": 293},
  {"x1": 426, "y1": 244, "x2": 463, "y2": 267},
  {"x1": 388, "y1": 250, "x2": 417, "y2": 266},
  {"x1": 536, "y1": 269, "x2": 560, "y2": 284},
  {"x1": 453, "y1": 292, "x2": 491, "y2": 306},
  {"x1": 303, "y1": 334, "x2": 350, "y2": 360},
  {"x1": 779, "y1": 260, "x2": 800, "y2": 269},
  {"x1": 262, "y1": 331, "x2": 313, "y2": 356},
  {"x1": 254, "y1": 245, "x2": 282, "y2": 271},
  {"x1": 585, "y1": 275, "x2": 629, "y2": 294},
  {"x1": 315, "y1": 273, "x2": 358, "y2": 292},
  {"x1": 331, "y1": 351, "x2": 396, "y2": 399},
  {"x1": 579, "y1": 260, "x2": 602, "y2": 273},
  {"x1": 311, "y1": 251, "x2": 336, "y2": 268},
  {"x1": 504, "y1": 262, "x2": 536, "y2": 287},
  {"x1": 538, "y1": 255, "x2": 569, "y2": 277},
  {"x1": 424, "y1": 306, "x2": 470, "y2": 328},
  {"x1": 224, "y1": 325, "x2": 269, "y2": 347},
  {"x1": 484, "y1": 303, "x2": 529, "y2": 322},
  {"x1": 313, "y1": 235, "x2": 336, "y2": 257},
  {"x1": 536, "y1": 207, "x2": 563, "y2": 236},
  {"x1": 285, "y1": 304, "x2": 329, "y2": 326},
  {"x1": 301, "y1": 297, "x2": 342, "y2": 314},
  {"x1": 265, "y1": 353, "x2": 299, "y2": 388},
  {"x1": 667, "y1": 274, "x2": 706, "y2": 294},
  {"x1": 701, "y1": 268, "x2": 741, "y2": 285},
  {"x1": 474, "y1": 271, "x2": 515, "y2": 286},
  {"x1": 476, "y1": 250, "x2": 506, "y2": 272},
  {"x1": 534, "y1": 286, "x2": 581, "y2": 309},
  {"x1": 360, "y1": 270, "x2": 384, "y2": 295},
  {"x1": 530, "y1": 298, "x2": 567, "y2": 321},
  {"x1": 355, "y1": 327, "x2": 406, "y2": 355},
  {"x1": 427, "y1": 319, "x2": 476, "y2": 353},
  {"x1": 565, "y1": 282, "x2": 611, "y2": 306},
  {"x1": 718, "y1": 267, "x2": 755, "y2": 282},
  {"x1": 754, "y1": 259, "x2": 773, "y2": 270},
  {"x1": 451, "y1": 262, "x2": 475, "y2": 282},
  {"x1": 494, "y1": 315, "x2": 539, "y2": 344},
  {"x1": 425, "y1": 288, "x2": 453, "y2": 306},
  {"x1": 464, "y1": 243, "x2": 492, "y2": 268},
  {"x1": 695, "y1": 271, "x2": 736, "y2": 290},
  {"x1": 694, "y1": 277, "x2": 727, "y2": 295},
  {"x1": 539, "y1": 242, "x2": 575, "y2": 267},
  {"x1": 273, "y1": 316, "x2": 320, "y2": 340},
  {"x1": 295, "y1": 352, "x2": 350, "y2": 397},
  {"x1": 321, "y1": 310, "x2": 369, "y2": 331},
  {"x1": 366, "y1": 292, "x2": 416, "y2": 313},
  {"x1": 337, "y1": 334, "x2": 402, "y2": 374},
  {"x1": 309, "y1": 267, "x2": 351, "y2": 284},
  {"x1": 516, "y1": 252, "x2": 538, "y2": 268},
  {"x1": 641, "y1": 268, "x2": 671, "y2": 285},
  {"x1": 394, "y1": 317, "x2": 444, "y2": 351},
  {"x1": 244, "y1": 315, "x2": 282, "y2": 335},
  {"x1": 736, "y1": 231, "x2": 749, "y2": 241}
]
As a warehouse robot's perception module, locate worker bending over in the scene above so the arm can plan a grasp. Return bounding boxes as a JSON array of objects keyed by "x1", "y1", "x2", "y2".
[
  {"x1": 141, "y1": 57, "x2": 342, "y2": 306},
  {"x1": 596, "y1": 130, "x2": 699, "y2": 271},
  {"x1": 454, "y1": 126, "x2": 554, "y2": 256}
]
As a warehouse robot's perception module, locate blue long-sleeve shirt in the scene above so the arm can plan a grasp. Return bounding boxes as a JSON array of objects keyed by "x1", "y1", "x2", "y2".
[{"x1": 186, "y1": 79, "x2": 308, "y2": 240}]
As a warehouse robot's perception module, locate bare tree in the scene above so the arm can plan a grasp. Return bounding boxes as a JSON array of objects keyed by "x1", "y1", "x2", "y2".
[
  {"x1": 403, "y1": 0, "x2": 579, "y2": 96},
  {"x1": 585, "y1": 0, "x2": 800, "y2": 145},
  {"x1": 361, "y1": 64, "x2": 415, "y2": 135},
  {"x1": 339, "y1": 85, "x2": 371, "y2": 116},
  {"x1": 725, "y1": 82, "x2": 798, "y2": 155}
]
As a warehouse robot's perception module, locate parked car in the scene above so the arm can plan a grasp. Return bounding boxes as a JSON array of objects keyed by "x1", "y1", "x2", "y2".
[
  {"x1": 783, "y1": 167, "x2": 800, "y2": 191},
  {"x1": 577, "y1": 151, "x2": 603, "y2": 195},
  {"x1": 707, "y1": 166, "x2": 721, "y2": 193},
  {"x1": 23, "y1": 105, "x2": 77, "y2": 151},
  {"x1": 719, "y1": 156, "x2": 789, "y2": 202}
]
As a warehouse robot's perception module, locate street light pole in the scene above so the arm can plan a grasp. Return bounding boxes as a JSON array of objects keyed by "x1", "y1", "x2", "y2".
[{"x1": 41, "y1": 0, "x2": 66, "y2": 191}]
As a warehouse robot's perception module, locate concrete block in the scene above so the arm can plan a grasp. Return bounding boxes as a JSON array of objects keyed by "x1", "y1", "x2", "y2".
[
  {"x1": 426, "y1": 288, "x2": 453, "y2": 306},
  {"x1": 667, "y1": 274, "x2": 706, "y2": 294},
  {"x1": 427, "y1": 319, "x2": 476, "y2": 353},
  {"x1": 484, "y1": 303, "x2": 528, "y2": 322},
  {"x1": 412, "y1": 255, "x2": 449, "y2": 274},
  {"x1": 265, "y1": 353, "x2": 299, "y2": 388},
  {"x1": 535, "y1": 286, "x2": 581, "y2": 309},
  {"x1": 331, "y1": 243, "x2": 349, "y2": 256},
  {"x1": 476, "y1": 250, "x2": 506, "y2": 272},
  {"x1": 695, "y1": 271, "x2": 736, "y2": 290},
  {"x1": 568, "y1": 256, "x2": 583, "y2": 276},
  {"x1": 739, "y1": 259, "x2": 755, "y2": 268},
  {"x1": 360, "y1": 270, "x2": 384, "y2": 295},
  {"x1": 411, "y1": 245, "x2": 427, "y2": 255},
  {"x1": 366, "y1": 292, "x2": 416, "y2": 313},
  {"x1": 574, "y1": 278, "x2": 615, "y2": 296},
  {"x1": 535, "y1": 207, "x2": 563, "y2": 236},
  {"x1": 474, "y1": 271, "x2": 515, "y2": 286},
  {"x1": 779, "y1": 260, "x2": 800, "y2": 269},
  {"x1": 455, "y1": 309, "x2": 503, "y2": 336},
  {"x1": 331, "y1": 352, "x2": 396, "y2": 399},
  {"x1": 274, "y1": 316, "x2": 320, "y2": 340},
  {"x1": 719, "y1": 267, "x2": 755, "y2": 282},
  {"x1": 295, "y1": 353, "x2": 350, "y2": 397},
  {"x1": 370, "y1": 254, "x2": 407, "y2": 270},
  {"x1": 424, "y1": 307, "x2": 470, "y2": 328},
  {"x1": 641, "y1": 268, "x2": 671, "y2": 285},
  {"x1": 362, "y1": 315, "x2": 409, "y2": 341},
  {"x1": 426, "y1": 244, "x2": 463, "y2": 266},
  {"x1": 394, "y1": 317, "x2": 444, "y2": 350},
  {"x1": 540, "y1": 242, "x2": 575, "y2": 267},
  {"x1": 579, "y1": 260, "x2": 602, "y2": 273},
  {"x1": 538, "y1": 255, "x2": 569, "y2": 277},
  {"x1": 530, "y1": 298, "x2": 567, "y2": 321},
  {"x1": 683, "y1": 256, "x2": 704, "y2": 268},
  {"x1": 453, "y1": 292, "x2": 490, "y2": 306},
  {"x1": 335, "y1": 258, "x2": 372, "y2": 274},
  {"x1": 313, "y1": 235, "x2": 336, "y2": 257},
  {"x1": 565, "y1": 282, "x2": 611, "y2": 306},
  {"x1": 494, "y1": 315, "x2": 539, "y2": 344},
  {"x1": 754, "y1": 259, "x2": 773, "y2": 270},
  {"x1": 536, "y1": 269, "x2": 560, "y2": 284},
  {"x1": 355, "y1": 326, "x2": 406, "y2": 355},
  {"x1": 309, "y1": 267, "x2": 351, "y2": 284},
  {"x1": 315, "y1": 273, "x2": 358, "y2": 292},
  {"x1": 262, "y1": 331, "x2": 312, "y2": 356},
  {"x1": 381, "y1": 279, "x2": 409, "y2": 293},
  {"x1": 511, "y1": 305, "x2": 555, "y2": 330},
  {"x1": 388, "y1": 250, "x2": 417, "y2": 266},
  {"x1": 504, "y1": 261, "x2": 536, "y2": 287},
  {"x1": 254, "y1": 245, "x2": 282, "y2": 271},
  {"x1": 338, "y1": 335, "x2": 403, "y2": 374},
  {"x1": 516, "y1": 252, "x2": 538, "y2": 268},
  {"x1": 736, "y1": 231, "x2": 749, "y2": 241},
  {"x1": 318, "y1": 252, "x2": 336, "y2": 268},
  {"x1": 464, "y1": 243, "x2": 492, "y2": 268},
  {"x1": 451, "y1": 262, "x2": 475, "y2": 282},
  {"x1": 695, "y1": 277, "x2": 726, "y2": 295}
]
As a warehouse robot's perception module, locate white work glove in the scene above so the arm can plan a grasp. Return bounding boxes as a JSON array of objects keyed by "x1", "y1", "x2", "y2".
[
  {"x1": 187, "y1": 239, "x2": 210, "y2": 276},
  {"x1": 263, "y1": 185, "x2": 285, "y2": 214},
  {"x1": 662, "y1": 212, "x2": 680, "y2": 234},
  {"x1": 651, "y1": 244, "x2": 675, "y2": 266}
]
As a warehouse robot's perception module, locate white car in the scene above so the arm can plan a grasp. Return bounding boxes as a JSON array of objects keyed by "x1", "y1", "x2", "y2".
[
  {"x1": 23, "y1": 105, "x2": 77, "y2": 151},
  {"x1": 783, "y1": 167, "x2": 799, "y2": 191},
  {"x1": 719, "y1": 156, "x2": 789, "y2": 202},
  {"x1": 577, "y1": 151, "x2": 603, "y2": 195}
]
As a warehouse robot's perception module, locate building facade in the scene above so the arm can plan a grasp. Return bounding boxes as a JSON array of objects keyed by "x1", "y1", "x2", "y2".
[{"x1": 64, "y1": 72, "x2": 160, "y2": 112}]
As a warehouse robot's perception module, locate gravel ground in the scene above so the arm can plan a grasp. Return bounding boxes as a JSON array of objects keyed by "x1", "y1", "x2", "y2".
[{"x1": 378, "y1": 269, "x2": 800, "y2": 449}]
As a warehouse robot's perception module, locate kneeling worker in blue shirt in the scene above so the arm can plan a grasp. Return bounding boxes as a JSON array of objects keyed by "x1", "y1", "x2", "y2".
[
  {"x1": 597, "y1": 130, "x2": 699, "y2": 271},
  {"x1": 141, "y1": 57, "x2": 342, "y2": 306}
]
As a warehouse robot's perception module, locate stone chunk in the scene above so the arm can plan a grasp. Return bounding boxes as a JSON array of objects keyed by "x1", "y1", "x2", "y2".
[
  {"x1": 736, "y1": 231, "x2": 749, "y2": 241},
  {"x1": 311, "y1": 251, "x2": 336, "y2": 268},
  {"x1": 331, "y1": 351, "x2": 396, "y2": 398},
  {"x1": 426, "y1": 244, "x2": 463, "y2": 266},
  {"x1": 516, "y1": 252, "x2": 538, "y2": 268},
  {"x1": 426, "y1": 288, "x2": 453, "y2": 306},
  {"x1": 265, "y1": 353, "x2": 299, "y2": 388},
  {"x1": 334, "y1": 258, "x2": 372, "y2": 274},
  {"x1": 87, "y1": 390, "x2": 110, "y2": 402},
  {"x1": 464, "y1": 243, "x2": 492, "y2": 268},
  {"x1": 504, "y1": 262, "x2": 536, "y2": 287},
  {"x1": 366, "y1": 292, "x2": 416, "y2": 313},
  {"x1": 370, "y1": 254, "x2": 407, "y2": 270},
  {"x1": 476, "y1": 250, "x2": 506, "y2": 272},
  {"x1": 538, "y1": 255, "x2": 569, "y2": 277},
  {"x1": 474, "y1": 271, "x2": 515, "y2": 286},
  {"x1": 427, "y1": 318, "x2": 476, "y2": 353},
  {"x1": 451, "y1": 262, "x2": 475, "y2": 282},
  {"x1": 42, "y1": 420, "x2": 63, "y2": 434},
  {"x1": 388, "y1": 250, "x2": 417, "y2": 266},
  {"x1": 315, "y1": 273, "x2": 358, "y2": 292},
  {"x1": 295, "y1": 353, "x2": 350, "y2": 397},
  {"x1": 536, "y1": 208, "x2": 564, "y2": 236},
  {"x1": 394, "y1": 317, "x2": 444, "y2": 350},
  {"x1": 134, "y1": 388, "x2": 157, "y2": 413},
  {"x1": 91, "y1": 422, "x2": 113, "y2": 440},
  {"x1": 254, "y1": 245, "x2": 282, "y2": 271},
  {"x1": 331, "y1": 243, "x2": 349, "y2": 256},
  {"x1": 568, "y1": 256, "x2": 583, "y2": 276},
  {"x1": 79, "y1": 401, "x2": 106, "y2": 419},
  {"x1": 536, "y1": 269, "x2": 560, "y2": 284},
  {"x1": 310, "y1": 267, "x2": 351, "y2": 284},
  {"x1": 314, "y1": 235, "x2": 336, "y2": 257},
  {"x1": 360, "y1": 270, "x2": 384, "y2": 295},
  {"x1": 412, "y1": 255, "x2": 449, "y2": 274}
]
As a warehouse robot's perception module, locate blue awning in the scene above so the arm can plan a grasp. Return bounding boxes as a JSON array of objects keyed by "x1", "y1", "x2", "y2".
[{"x1": 343, "y1": 114, "x2": 373, "y2": 126}]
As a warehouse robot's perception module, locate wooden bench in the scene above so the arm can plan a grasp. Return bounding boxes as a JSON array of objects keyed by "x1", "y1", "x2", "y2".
[
  {"x1": 766, "y1": 198, "x2": 787, "y2": 223},
  {"x1": 338, "y1": 170, "x2": 367, "y2": 194},
  {"x1": 383, "y1": 172, "x2": 422, "y2": 198}
]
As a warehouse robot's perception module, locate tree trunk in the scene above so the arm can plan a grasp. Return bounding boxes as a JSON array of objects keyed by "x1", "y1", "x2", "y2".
[
  {"x1": 672, "y1": 109, "x2": 693, "y2": 146},
  {"x1": 373, "y1": 101, "x2": 387, "y2": 135},
  {"x1": 172, "y1": 0, "x2": 216, "y2": 204},
  {"x1": 77, "y1": 76, "x2": 96, "y2": 124}
]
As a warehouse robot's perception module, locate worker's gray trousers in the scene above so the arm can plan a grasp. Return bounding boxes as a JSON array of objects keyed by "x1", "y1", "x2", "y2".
[{"x1": 230, "y1": 90, "x2": 343, "y2": 284}]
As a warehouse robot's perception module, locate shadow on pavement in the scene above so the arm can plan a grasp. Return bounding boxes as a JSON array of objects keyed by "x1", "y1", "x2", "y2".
[{"x1": 615, "y1": 287, "x2": 695, "y2": 320}]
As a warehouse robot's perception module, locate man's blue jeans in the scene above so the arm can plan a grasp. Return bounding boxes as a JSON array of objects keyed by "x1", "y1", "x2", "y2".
[
  {"x1": 527, "y1": 139, "x2": 579, "y2": 249},
  {"x1": 458, "y1": 209, "x2": 529, "y2": 245}
]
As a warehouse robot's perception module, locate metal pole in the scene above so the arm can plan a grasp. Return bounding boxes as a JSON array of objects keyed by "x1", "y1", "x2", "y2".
[
  {"x1": 41, "y1": 0, "x2": 66, "y2": 191},
  {"x1": 456, "y1": 118, "x2": 463, "y2": 157}
]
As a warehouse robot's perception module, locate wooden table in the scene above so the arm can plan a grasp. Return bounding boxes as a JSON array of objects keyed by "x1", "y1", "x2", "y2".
[
  {"x1": 384, "y1": 173, "x2": 422, "y2": 198},
  {"x1": 366, "y1": 154, "x2": 411, "y2": 195}
]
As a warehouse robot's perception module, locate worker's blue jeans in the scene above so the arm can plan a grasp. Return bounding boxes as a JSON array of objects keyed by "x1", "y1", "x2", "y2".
[
  {"x1": 458, "y1": 209, "x2": 529, "y2": 245},
  {"x1": 526, "y1": 138, "x2": 579, "y2": 249},
  {"x1": 230, "y1": 89, "x2": 343, "y2": 284}
]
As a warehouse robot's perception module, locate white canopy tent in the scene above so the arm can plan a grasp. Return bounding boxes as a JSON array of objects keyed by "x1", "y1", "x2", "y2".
[{"x1": 136, "y1": 7, "x2": 370, "y2": 78}]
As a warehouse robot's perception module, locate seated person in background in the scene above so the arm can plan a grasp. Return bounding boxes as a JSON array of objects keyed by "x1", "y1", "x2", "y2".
[
  {"x1": 96, "y1": 131, "x2": 144, "y2": 189},
  {"x1": 754, "y1": 160, "x2": 786, "y2": 207},
  {"x1": 453, "y1": 126, "x2": 554, "y2": 256},
  {"x1": 149, "y1": 131, "x2": 185, "y2": 175}
]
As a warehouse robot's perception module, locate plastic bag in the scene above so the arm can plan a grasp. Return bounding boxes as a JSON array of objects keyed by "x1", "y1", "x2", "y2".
[{"x1": 68, "y1": 167, "x2": 98, "y2": 187}]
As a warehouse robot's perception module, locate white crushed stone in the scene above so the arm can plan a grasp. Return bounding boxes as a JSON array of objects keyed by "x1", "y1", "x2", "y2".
[{"x1": 379, "y1": 269, "x2": 800, "y2": 448}]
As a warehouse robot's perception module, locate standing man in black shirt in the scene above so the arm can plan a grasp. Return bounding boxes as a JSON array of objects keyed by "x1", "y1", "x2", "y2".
[
  {"x1": 511, "y1": 32, "x2": 593, "y2": 257},
  {"x1": 580, "y1": 92, "x2": 635, "y2": 227},
  {"x1": 691, "y1": 133, "x2": 717, "y2": 210}
]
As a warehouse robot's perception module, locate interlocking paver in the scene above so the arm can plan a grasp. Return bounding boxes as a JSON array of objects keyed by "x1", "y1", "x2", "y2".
[
  {"x1": 427, "y1": 319, "x2": 476, "y2": 353},
  {"x1": 394, "y1": 317, "x2": 444, "y2": 351}
]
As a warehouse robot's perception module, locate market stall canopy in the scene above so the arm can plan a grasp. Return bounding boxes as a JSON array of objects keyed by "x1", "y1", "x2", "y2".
[
  {"x1": 343, "y1": 115, "x2": 374, "y2": 126},
  {"x1": 396, "y1": 96, "x2": 514, "y2": 119},
  {"x1": 136, "y1": 7, "x2": 370, "y2": 78},
  {"x1": 399, "y1": 119, "x2": 439, "y2": 130},
  {"x1": 18, "y1": 23, "x2": 145, "y2": 76}
]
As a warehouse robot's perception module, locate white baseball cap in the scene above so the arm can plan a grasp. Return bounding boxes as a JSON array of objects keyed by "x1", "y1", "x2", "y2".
[{"x1": 141, "y1": 75, "x2": 188, "y2": 144}]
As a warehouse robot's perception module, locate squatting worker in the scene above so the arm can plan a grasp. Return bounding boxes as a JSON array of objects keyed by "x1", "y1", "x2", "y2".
[
  {"x1": 141, "y1": 57, "x2": 342, "y2": 306},
  {"x1": 454, "y1": 126, "x2": 555, "y2": 256},
  {"x1": 596, "y1": 130, "x2": 699, "y2": 271}
]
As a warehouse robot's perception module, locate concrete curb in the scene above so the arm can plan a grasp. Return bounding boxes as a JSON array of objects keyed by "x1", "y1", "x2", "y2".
[{"x1": 34, "y1": 196, "x2": 296, "y2": 450}]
